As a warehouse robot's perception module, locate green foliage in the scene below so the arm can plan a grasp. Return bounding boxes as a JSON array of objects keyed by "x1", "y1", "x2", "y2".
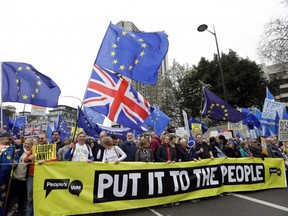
[{"x1": 178, "y1": 49, "x2": 271, "y2": 118}]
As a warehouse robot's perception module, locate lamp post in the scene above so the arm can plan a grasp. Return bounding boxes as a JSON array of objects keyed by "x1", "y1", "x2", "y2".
[{"x1": 197, "y1": 24, "x2": 228, "y2": 102}]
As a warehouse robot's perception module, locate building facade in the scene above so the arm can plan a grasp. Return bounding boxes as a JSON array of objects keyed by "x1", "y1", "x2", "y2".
[{"x1": 260, "y1": 63, "x2": 288, "y2": 107}]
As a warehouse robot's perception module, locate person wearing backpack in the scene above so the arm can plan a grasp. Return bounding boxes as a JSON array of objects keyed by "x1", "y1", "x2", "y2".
[
  {"x1": 102, "y1": 136, "x2": 126, "y2": 164},
  {"x1": 64, "y1": 132, "x2": 94, "y2": 162}
]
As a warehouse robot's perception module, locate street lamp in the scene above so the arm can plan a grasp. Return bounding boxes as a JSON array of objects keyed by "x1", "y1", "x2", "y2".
[{"x1": 197, "y1": 24, "x2": 228, "y2": 102}]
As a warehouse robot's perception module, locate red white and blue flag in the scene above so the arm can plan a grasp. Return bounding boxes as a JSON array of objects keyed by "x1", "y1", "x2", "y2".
[{"x1": 83, "y1": 64, "x2": 152, "y2": 129}]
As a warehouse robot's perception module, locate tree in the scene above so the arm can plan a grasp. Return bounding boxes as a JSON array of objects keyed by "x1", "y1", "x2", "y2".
[
  {"x1": 257, "y1": 1, "x2": 288, "y2": 64},
  {"x1": 178, "y1": 49, "x2": 271, "y2": 118},
  {"x1": 158, "y1": 60, "x2": 190, "y2": 126}
]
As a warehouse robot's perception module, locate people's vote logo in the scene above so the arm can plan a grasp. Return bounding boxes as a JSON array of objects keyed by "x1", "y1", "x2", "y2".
[{"x1": 44, "y1": 179, "x2": 83, "y2": 198}]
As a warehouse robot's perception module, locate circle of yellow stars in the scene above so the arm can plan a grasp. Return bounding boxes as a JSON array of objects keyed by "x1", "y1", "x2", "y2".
[
  {"x1": 110, "y1": 31, "x2": 147, "y2": 71},
  {"x1": 15, "y1": 65, "x2": 42, "y2": 101},
  {"x1": 207, "y1": 103, "x2": 229, "y2": 121}
]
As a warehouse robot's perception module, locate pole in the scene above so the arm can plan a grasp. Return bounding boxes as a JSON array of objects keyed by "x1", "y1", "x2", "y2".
[{"x1": 213, "y1": 26, "x2": 228, "y2": 102}]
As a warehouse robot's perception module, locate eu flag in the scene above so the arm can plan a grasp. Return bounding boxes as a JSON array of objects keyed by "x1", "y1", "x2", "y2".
[
  {"x1": 144, "y1": 107, "x2": 171, "y2": 136},
  {"x1": 241, "y1": 108, "x2": 261, "y2": 130},
  {"x1": 83, "y1": 106, "x2": 105, "y2": 125},
  {"x1": 77, "y1": 107, "x2": 101, "y2": 138},
  {"x1": 2, "y1": 62, "x2": 61, "y2": 107},
  {"x1": 201, "y1": 88, "x2": 247, "y2": 123},
  {"x1": 0, "y1": 110, "x2": 9, "y2": 131},
  {"x1": 56, "y1": 116, "x2": 71, "y2": 140},
  {"x1": 95, "y1": 23, "x2": 169, "y2": 85},
  {"x1": 46, "y1": 124, "x2": 53, "y2": 142}
]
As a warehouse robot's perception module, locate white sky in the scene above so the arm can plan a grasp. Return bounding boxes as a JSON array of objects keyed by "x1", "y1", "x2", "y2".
[{"x1": 0, "y1": 0, "x2": 287, "y2": 113}]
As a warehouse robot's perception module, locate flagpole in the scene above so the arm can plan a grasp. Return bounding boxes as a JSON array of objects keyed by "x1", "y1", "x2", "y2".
[
  {"x1": 73, "y1": 105, "x2": 82, "y2": 142},
  {"x1": 0, "y1": 61, "x2": 3, "y2": 130},
  {"x1": 199, "y1": 86, "x2": 205, "y2": 123},
  {"x1": 22, "y1": 103, "x2": 26, "y2": 116}
]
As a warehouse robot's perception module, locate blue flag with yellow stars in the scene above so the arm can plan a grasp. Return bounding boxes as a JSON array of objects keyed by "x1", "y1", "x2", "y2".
[
  {"x1": 0, "y1": 110, "x2": 10, "y2": 131},
  {"x1": 241, "y1": 108, "x2": 261, "y2": 130},
  {"x1": 77, "y1": 107, "x2": 101, "y2": 138},
  {"x1": 83, "y1": 106, "x2": 105, "y2": 126},
  {"x1": 2, "y1": 62, "x2": 61, "y2": 108},
  {"x1": 201, "y1": 88, "x2": 247, "y2": 123},
  {"x1": 144, "y1": 107, "x2": 171, "y2": 136},
  {"x1": 0, "y1": 145, "x2": 15, "y2": 215},
  {"x1": 95, "y1": 23, "x2": 169, "y2": 85},
  {"x1": 56, "y1": 116, "x2": 71, "y2": 140}
]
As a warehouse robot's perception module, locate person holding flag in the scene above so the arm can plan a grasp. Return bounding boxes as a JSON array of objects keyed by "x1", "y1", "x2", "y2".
[{"x1": 0, "y1": 132, "x2": 17, "y2": 216}]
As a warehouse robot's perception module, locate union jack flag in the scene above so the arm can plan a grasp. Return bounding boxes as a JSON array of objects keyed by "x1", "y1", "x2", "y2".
[{"x1": 83, "y1": 64, "x2": 152, "y2": 129}]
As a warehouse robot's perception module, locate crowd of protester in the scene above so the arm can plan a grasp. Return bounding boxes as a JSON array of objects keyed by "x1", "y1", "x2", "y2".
[{"x1": 0, "y1": 128, "x2": 288, "y2": 215}]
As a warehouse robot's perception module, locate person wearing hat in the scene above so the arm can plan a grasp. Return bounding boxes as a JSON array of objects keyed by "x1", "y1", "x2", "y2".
[{"x1": 0, "y1": 132, "x2": 17, "y2": 216}]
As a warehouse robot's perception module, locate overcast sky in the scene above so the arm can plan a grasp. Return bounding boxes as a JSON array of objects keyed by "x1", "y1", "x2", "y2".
[{"x1": 0, "y1": 0, "x2": 286, "y2": 113}]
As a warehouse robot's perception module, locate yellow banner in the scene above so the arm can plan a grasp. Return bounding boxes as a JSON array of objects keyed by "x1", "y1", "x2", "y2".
[
  {"x1": 32, "y1": 144, "x2": 57, "y2": 162},
  {"x1": 34, "y1": 158, "x2": 286, "y2": 216}
]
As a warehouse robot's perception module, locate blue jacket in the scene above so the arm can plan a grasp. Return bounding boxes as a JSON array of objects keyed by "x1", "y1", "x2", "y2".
[{"x1": 120, "y1": 141, "x2": 137, "y2": 161}]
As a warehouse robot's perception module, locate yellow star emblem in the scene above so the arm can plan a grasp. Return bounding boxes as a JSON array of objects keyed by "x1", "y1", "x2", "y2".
[
  {"x1": 113, "y1": 59, "x2": 118, "y2": 64},
  {"x1": 110, "y1": 51, "x2": 116, "y2": 57},
  {"x1": 129, "y1": 65, "x2": 133, "y2": 70},
  {"x1": 221, "y1": 105, "x2": 225, "y2": 109},
  {"x1": 112, "y1": 43, "x2": 117, "y2": 48},
  {"x1": 140, "y1": 51, "x2": 145, "y2": 57},
  {"x1": 134, "y1": 59, "x2": 139, "y2": 65},
  {"x1": 122, "y1": 31, "x2": 127, "y2": 36},
  {"x1": 216, "y1": 103, "x2": 219, "y2": 106},
  {"x1": 116, "y1": 37, "x2": 120, "y2": 42},
  {"x1": 1, "y1": 191, "x2": 7, "y2": 198},
  {"x1": 225, "y1": 113, "x2": 228, "y2": 116},
  {"x1": 22, "y1": 94, "x2": 28, "y2": 100},
  {"x1": 37, "y1": 81, "x2": 42, "y2": 86},
  {"x1": 211, "y1": 103, "x2": 215, "y2": 107},
  {"x1": 16, "y1": 79, "x2": 19, "y2": 83},
  {"x1": 18, "y1": 66, "x2": 22, "y2": 71},
  {"x1": 35, "y1": 88, "x2": 39, "y2": 93},
  {"x1": 26, "y1": 66, "x2": 31, "y2": 70},
  {"x1": 208, "y1": 110, "x2": 211, "y2": 113},
  {"x1": 131, "y1": 33, "x2": 136, "y2": 37},
  {"x1": 141, "y1": 43, "x2": 147, "y2": 48},
  {"x1": 32, "y1": 94, "x2": 35, "y2": 98},
  {"x1": 224, "y1": 109, "x2": 228, "y2": 112},
  {"x1": 223, "y1": 118, "x2": 226, "y2": 120},
  {"x1": 138, "y1": 38, "x2": 144, "y2": 42},
  {"x1": 119, "y1": 65, "x2": 125, "y2": 71},
  {"x1": 0, "y1": 201, "x2": 3, "y2": 207}
]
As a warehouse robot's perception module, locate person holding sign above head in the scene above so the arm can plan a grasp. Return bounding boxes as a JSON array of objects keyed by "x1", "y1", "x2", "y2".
[
  {"x1": 102, "y1": 136, "x2": 127, "y2": 164},
  {"x1": 64, "y1": 132, "x2": 94, "y2": 162}
]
